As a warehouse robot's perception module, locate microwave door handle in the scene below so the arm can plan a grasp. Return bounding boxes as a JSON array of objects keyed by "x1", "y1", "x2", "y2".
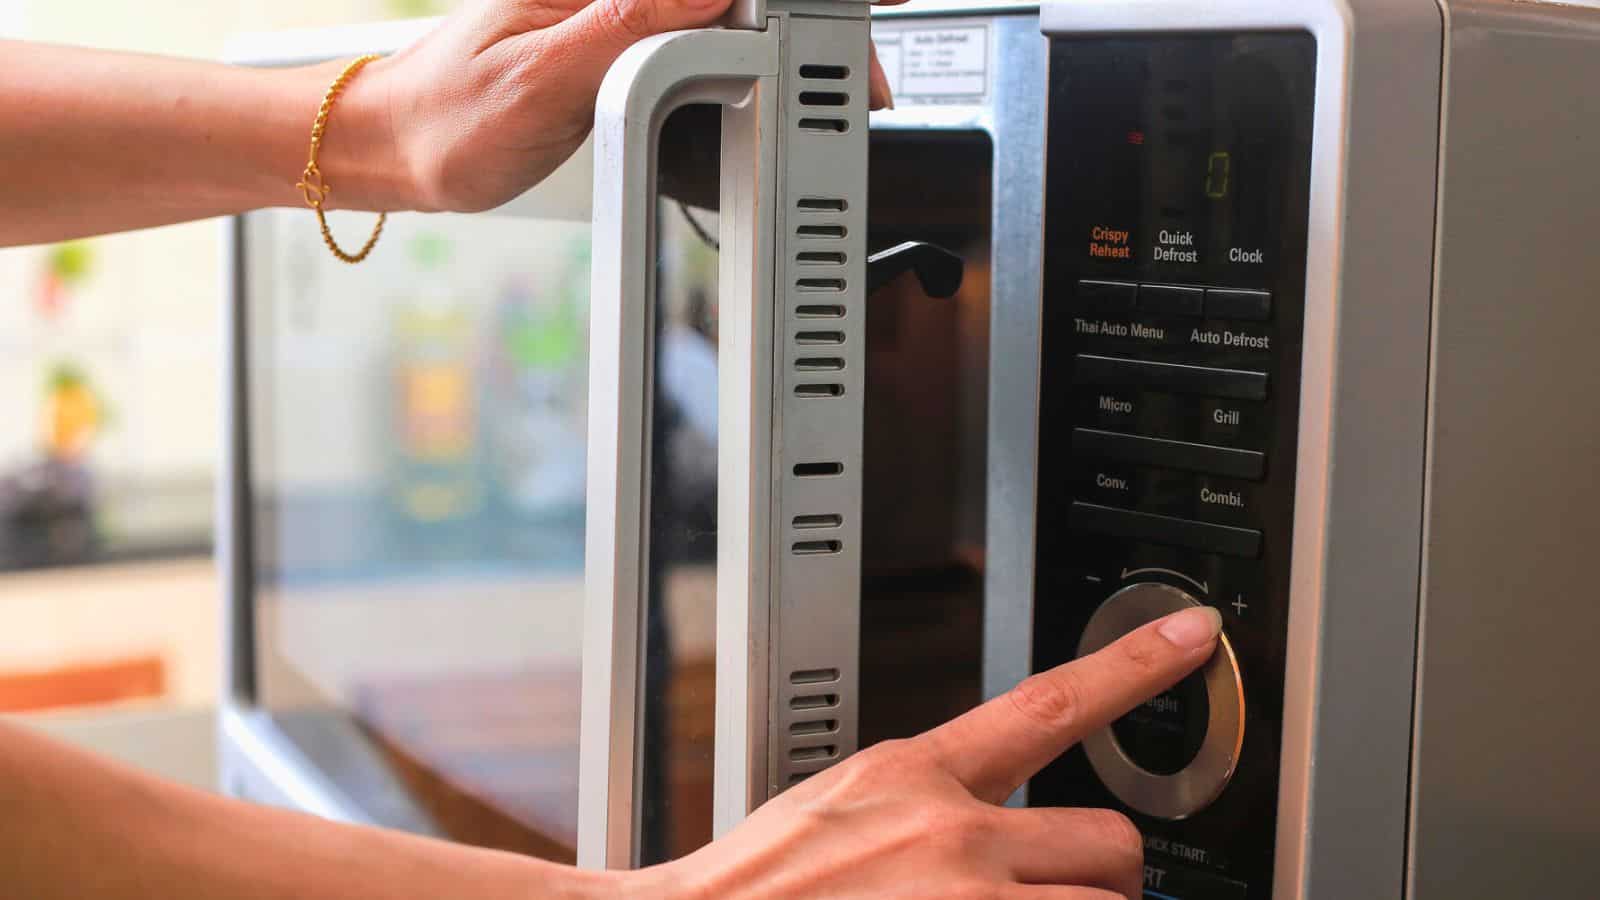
[{"x1": 579, "y1": 25, "x2": 779, "y2": 871}]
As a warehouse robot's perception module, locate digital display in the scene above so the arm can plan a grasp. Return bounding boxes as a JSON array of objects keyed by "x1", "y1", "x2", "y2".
[{"x1": 1051, "y1": 37, "x2": 1309, "y2": 288}]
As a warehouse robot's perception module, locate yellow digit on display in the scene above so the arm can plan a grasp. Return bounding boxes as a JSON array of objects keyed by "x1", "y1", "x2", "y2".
[{"x1": 1206, "y1": 151, "x2": 1232, "y2": 199}]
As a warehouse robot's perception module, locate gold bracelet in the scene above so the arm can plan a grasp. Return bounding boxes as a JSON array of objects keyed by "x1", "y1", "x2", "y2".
[{"x1": 297, "y1": 54, "x2": 386, "y2": 264}]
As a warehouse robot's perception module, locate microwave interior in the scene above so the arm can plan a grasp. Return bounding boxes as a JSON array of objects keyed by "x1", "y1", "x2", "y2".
[{"x1": 239, "y1": 110, "x2": 996, "y2": 866}]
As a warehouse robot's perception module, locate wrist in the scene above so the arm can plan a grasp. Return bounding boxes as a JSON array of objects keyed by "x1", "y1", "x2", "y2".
[
  {"x1": 288, "y1": 57, "x2": 419, "y2": 213},
  {"x1": 612, "y1": 860, "x2": 697, "y2": 900}
]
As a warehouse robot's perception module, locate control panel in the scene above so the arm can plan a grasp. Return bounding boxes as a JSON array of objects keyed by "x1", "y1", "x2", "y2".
[{"x1": 1030, "y1": 35, "x2": 1316, "y2": 900}]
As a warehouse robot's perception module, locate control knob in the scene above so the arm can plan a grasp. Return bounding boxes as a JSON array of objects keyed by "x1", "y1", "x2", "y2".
[{"x1": 1077, "y1": 582, "x2": 1245, "y2": 820}]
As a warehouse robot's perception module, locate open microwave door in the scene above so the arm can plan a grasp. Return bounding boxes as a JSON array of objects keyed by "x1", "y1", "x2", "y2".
[{"x1": 578, "y1": 0, "x2": 873, "y2": 869}]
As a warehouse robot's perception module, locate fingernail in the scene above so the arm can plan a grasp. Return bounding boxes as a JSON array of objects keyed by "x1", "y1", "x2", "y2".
[
  {"x1": 1157, "y1": 606, "x2": 1223, "y2": 650},
  {"x1": 868, "y1": 47, "x2": 894, "y2": 111}
]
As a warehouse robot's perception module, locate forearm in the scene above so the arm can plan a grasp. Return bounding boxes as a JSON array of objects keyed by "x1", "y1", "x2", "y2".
[
  {"x1": 0, "y1": 41, "x2": 411, "y2": 247},
  {"x1": 0, "y1": 722, "x2": 638, "y2": 900}
]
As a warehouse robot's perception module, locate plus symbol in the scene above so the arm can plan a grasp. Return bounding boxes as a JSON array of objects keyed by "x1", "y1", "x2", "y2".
[{"x1": 1231, "y1": 594, "x2": 1249, "y2": 616}]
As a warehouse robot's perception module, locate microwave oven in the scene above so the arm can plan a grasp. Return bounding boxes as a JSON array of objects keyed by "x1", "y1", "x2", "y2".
[
  {"x1": 218, "y1": 0, "x2": 1033, "y2": 871},
  {"x1": 220, "y1": 1, "x2": 1600, "y2": 897}
]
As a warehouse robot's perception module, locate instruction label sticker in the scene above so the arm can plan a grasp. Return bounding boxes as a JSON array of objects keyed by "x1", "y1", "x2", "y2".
[{"x1": 874, "y1": 25, "x2": 990, "y2": 105}]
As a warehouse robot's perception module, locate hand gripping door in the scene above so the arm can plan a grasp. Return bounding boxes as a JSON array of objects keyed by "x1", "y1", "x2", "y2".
[{"x1": 579, "y1": 2, "x2": 872, "y2": 870}]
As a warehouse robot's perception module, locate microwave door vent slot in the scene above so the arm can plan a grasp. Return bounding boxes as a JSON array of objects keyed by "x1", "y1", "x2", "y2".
[
  {"x1": 789, "y1": 745, "x2": 839, "y2": 763},
  {"x1": 795, "y1": 357, "x2": 844, "y2": 373},
  {"x1": 799, "y1": 91, "x2": 849, "y2": 107},
  {"x1": 792, "y1": 539, "x2": 843, "y2": 555},
  {"x1": 798, "y1": 64, "x2": 849, "y2": 80},
  {"x1": 790, "y1": 694, "x2": 840, "y2": 711},
  {"x1": 798, "y1": 118, "x2": 848, "y2": 134},
  {"x1": 794, "y1": 384, "x2": 845, "y2": 399},
  {"x1": 789, "y1": 719, "x2": 839, "y2": 737},
  {"x1": 797, "y1": 224, "x2": 847, "y2": 239},
  {"x1": 793, "y1": 462, "x2": 844, "y2": 478},
  {"x1": 798, "y1": 251, "x2": 846, "y2": 265}
]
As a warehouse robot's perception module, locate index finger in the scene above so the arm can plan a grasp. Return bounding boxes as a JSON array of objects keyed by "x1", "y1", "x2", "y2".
[{"x1": 918, "y1": 605, "x2": 1222, "y2": 803}]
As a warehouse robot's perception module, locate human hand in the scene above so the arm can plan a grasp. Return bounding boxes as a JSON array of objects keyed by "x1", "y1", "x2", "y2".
[
  {"x1": 637, "y1": 605, "x2": 1224, "y2": 900},
  {"x1": 344, "y1": 0, "x2": 901, "y2": 215}
]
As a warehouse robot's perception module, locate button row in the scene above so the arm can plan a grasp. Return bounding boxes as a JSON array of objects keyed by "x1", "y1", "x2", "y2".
[
  {"x1": 1078, "y1": 465, "x2": 1255, "y2": 526},
  {"x1": 1075, "y1": 354, "x2": 1268, "y2": 402},
  {"x1": 1069, "y1": 501, "x2": 1262, "y2": 558},
  {"x1": 1079, "y1": 391, "x2": 1266, "y2": 447},
  {"x1": 1077, "y1": 280, "x2": 1271, "y2": 321}
]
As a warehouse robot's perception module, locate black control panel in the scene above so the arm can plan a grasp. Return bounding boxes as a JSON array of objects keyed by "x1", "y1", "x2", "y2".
[{"x1": 1030, "y1": 35, "x2": 1316, "y2": 900}]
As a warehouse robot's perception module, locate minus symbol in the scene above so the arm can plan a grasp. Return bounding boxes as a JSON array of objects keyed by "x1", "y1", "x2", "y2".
[{"x1": 1085, "y1": 575, "x2": 1103, "y2": 583}]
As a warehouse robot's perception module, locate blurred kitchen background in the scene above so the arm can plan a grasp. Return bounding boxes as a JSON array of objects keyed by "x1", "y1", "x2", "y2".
[{"x1": 0, "y1": 0, "x2": 465, "y2": 778}]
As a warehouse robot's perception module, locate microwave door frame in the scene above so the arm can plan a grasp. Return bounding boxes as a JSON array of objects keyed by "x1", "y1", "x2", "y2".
[{"x1": 578, "y1": 26, "x2": 781, "y2": 871}]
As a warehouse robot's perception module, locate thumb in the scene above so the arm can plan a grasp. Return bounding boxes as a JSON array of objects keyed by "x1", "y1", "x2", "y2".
[{"x1": 534, "y1": 0, "x2": 735, "y2": 100}]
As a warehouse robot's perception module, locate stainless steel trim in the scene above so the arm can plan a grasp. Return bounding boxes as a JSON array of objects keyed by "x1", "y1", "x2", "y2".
[
  {"x1": 873, "y1": 0, "x2": 1038, "y2": 19},
  {"x1": 1408, "y1": 3, "x2": 1600, "y2": 896},
  {"x1": 217, "y1": 216, "x2": 251, "y2": 713},
  {"x1": 948, "y1": 12, "x2": 1049, "y2": 809},
  {"x1": 216, "y1": 211, "x2": 257, "y2": 793},
  {"x1": 218, "y1": 708, "x2": 373, "y2": 825},
  {"x1": 1077, "y1": 583, "x2": 1245, "y2": 821},
  {"x1": 726, "y1": 0, "x2": 769, "y2": 29},
  {"x1": 579, "y1": 26, "x2": 781, "y2": 870},
  {"x1": 1294, "y1": 4, "x2": 1440, "y2": 897}
]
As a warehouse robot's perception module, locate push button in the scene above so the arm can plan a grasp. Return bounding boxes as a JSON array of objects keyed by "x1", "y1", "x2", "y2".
[
  {"x1": 1201, "y1": 400, "x2": 1248, "y2": 432},
  {"x1": 1184, "y1": 323, "x2": 1271, "y2": 353},
  {"x1": 1075, "y1": 354, "x2": 1268, "y2": 402},
  {"x1": 1079, "y1": 465, "x2": 1140, "y2": 505},
  {"x1": 1073, "y1": 428, "x2": 1266, "y2": 481},
  {"x1": 1077, "y1": 279, "x2": 1138, "y2": 315},
  {"x1": 1206, "y1": 288, "x2": 1272, "y2": 321},
  {"x1": 1139, "y1": 283, "x2": 1204, "y2": 317},
  {"x1": 1195, "y1": 398, "x2": 1269, "y2": 448},
  {"x1": 1193, "y1": 478, "x2": 1252, "y2": 526},
  {"x1": 1068, "y1": 501, "x2": 1262, "y2": 558},
  {"x1": 1089, "y1": 391, "x2": 1139, "y2": 421}
]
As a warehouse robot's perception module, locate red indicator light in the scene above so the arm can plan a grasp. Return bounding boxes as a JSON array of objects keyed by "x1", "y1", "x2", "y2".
[{"x1": 1127, "y1": 131, "x2": 1146, "y2": 145}]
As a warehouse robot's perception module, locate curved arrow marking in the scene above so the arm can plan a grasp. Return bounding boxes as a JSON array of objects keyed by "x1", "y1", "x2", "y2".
[{"x1": 1120, "y1": 567, "x2": 1208, "y2": 595}]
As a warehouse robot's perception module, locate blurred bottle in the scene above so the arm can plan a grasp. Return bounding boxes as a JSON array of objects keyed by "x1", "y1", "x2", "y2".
[
  {"x1": 386, "y1": 232, "x2": 483, "y2": 550},
  {"x1": 483, "y1": 239, "x2": 589, "y2": 520},
  {"x1": 0, "y1": 361, "x2": 103, "y2": 568},
  {"x1": 42, "y1": 361, "x2": 103, "y2": 462},
  {"x1": 34, "y1": 241, "x2": 93, "y2": 320}
]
